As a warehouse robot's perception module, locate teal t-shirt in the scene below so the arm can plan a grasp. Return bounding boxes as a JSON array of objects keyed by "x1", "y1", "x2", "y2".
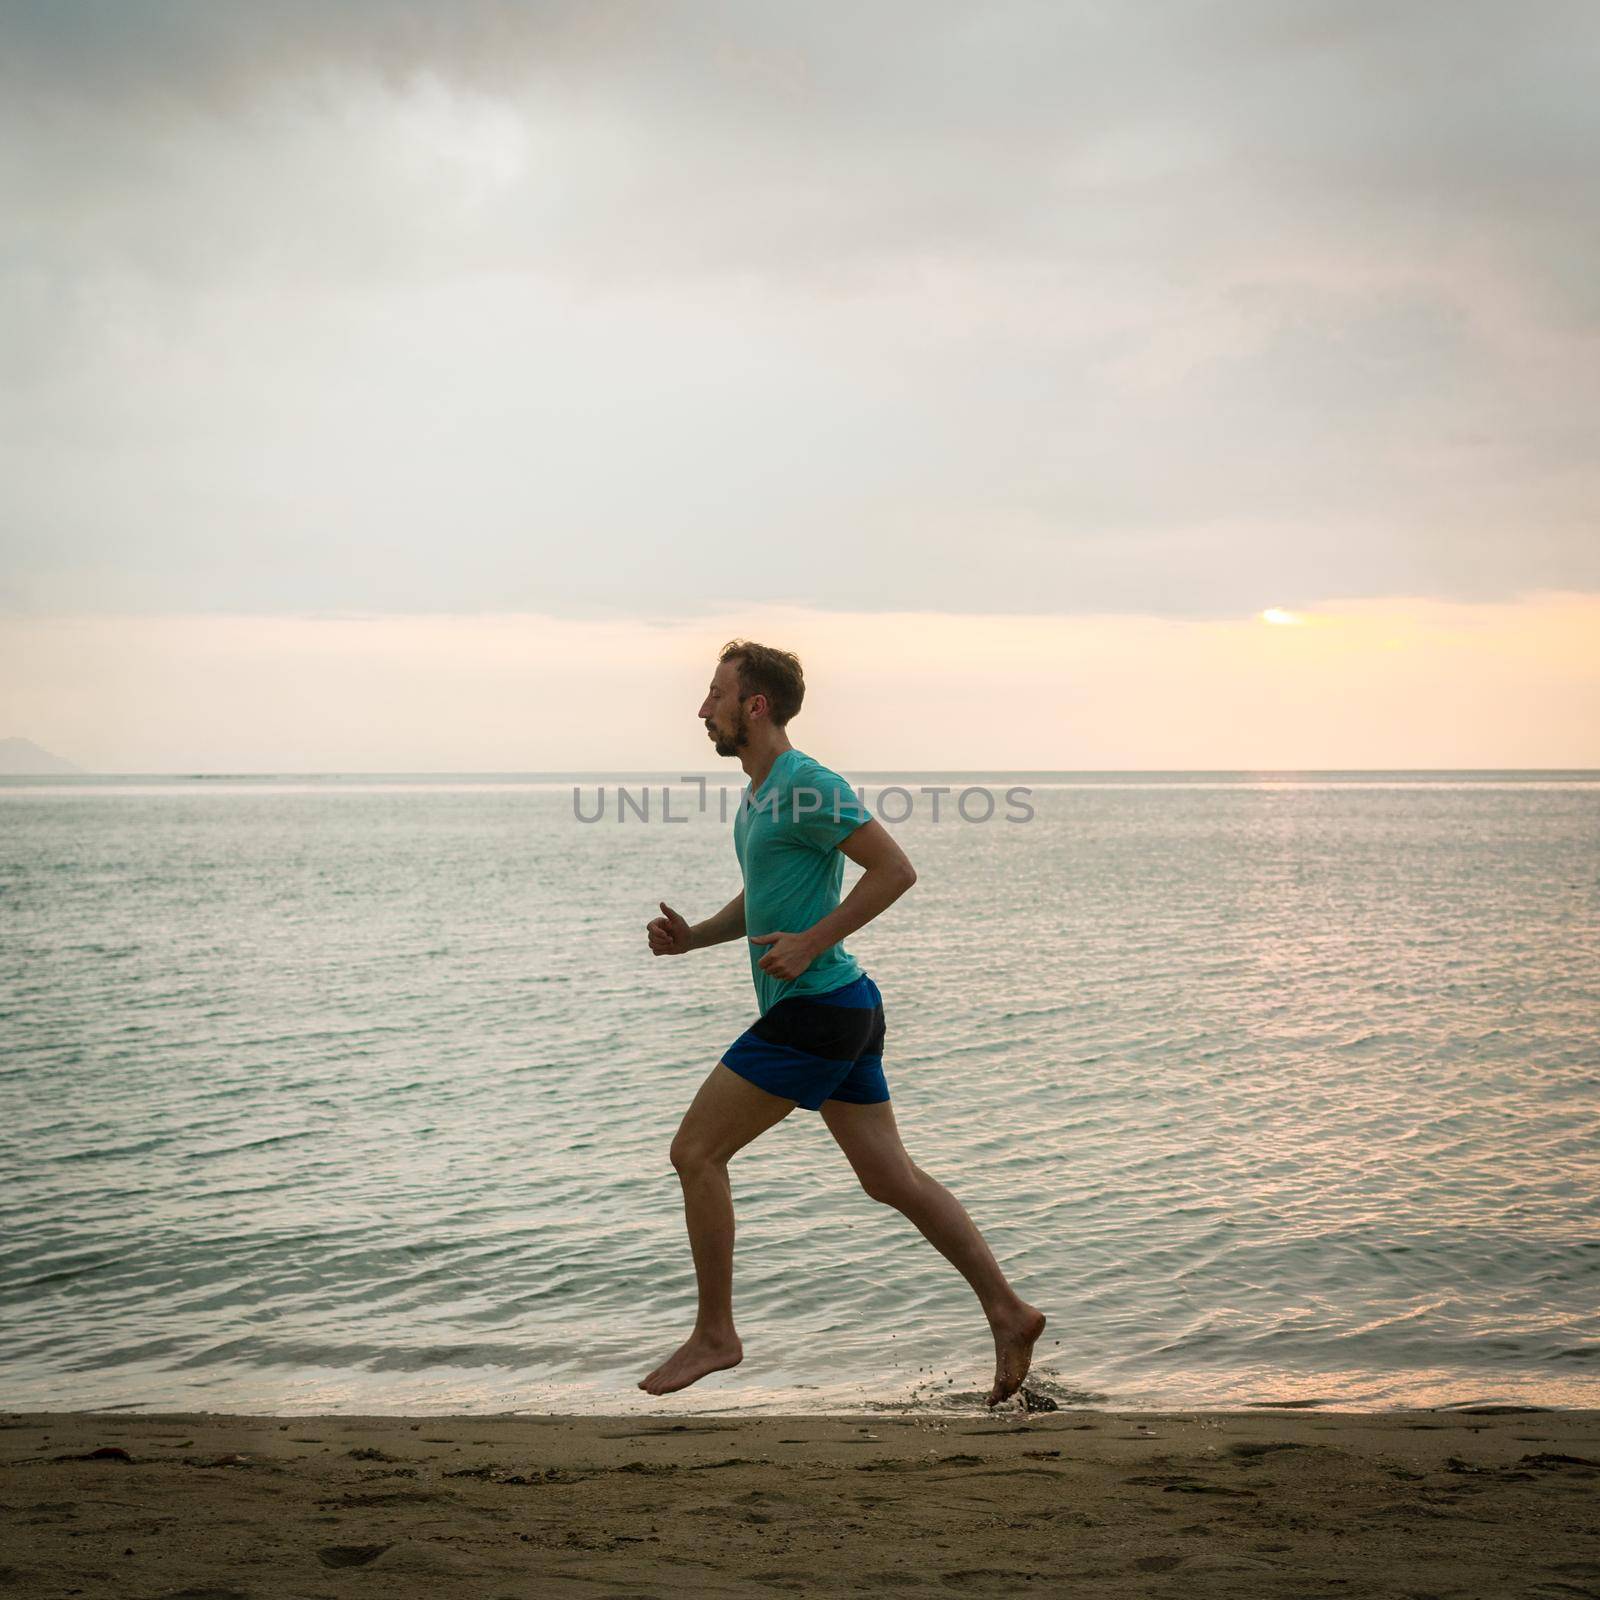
[{"x1": 733, "y1": 748, "x2": 874, "y2": 1015}]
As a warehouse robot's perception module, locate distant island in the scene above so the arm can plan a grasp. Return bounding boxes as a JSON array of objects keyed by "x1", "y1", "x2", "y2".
[{"x1": 0, "y1": 737, "x2": 83, "y2": 775}]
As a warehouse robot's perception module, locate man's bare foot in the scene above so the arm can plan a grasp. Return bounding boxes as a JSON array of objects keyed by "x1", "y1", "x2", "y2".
[
  {"x1": 986, "y1": 1303, "x2": 1047, "y2": 1407},
  {"x1": 637, "y1": 1331, "x2": 744, "y2": 1396}
]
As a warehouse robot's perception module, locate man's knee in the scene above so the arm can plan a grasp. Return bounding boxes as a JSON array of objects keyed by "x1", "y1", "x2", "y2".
[
  {"x1": 670, "y1": 1137, "x2": 723, "y2": 1173},
  {"x1": 860, "y1": 1165, "x2": 922, "y2": 1208}
]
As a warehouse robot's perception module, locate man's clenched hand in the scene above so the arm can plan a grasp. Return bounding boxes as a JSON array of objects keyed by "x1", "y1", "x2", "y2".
[
  {"x1": 748, "y1": 930, "x2": 820, "y2": 981},
  {"x1": 647, "y1": 901, "x2": 694, "y2": 956}
]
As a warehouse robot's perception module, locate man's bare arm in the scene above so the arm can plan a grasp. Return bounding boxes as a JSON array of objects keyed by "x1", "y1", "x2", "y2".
[
  {"x1": 749, "y1": 819, "x2": 915, "y2": 980},
  {"x1": 804, "y1": 820, "x2": 915, "y2": 955},
  {"x1": 648, "y1": 891, "x2": 743, "y2": 957},
  {"x1": 688, "y1": 890, "x2": 746, "y2": 950}
]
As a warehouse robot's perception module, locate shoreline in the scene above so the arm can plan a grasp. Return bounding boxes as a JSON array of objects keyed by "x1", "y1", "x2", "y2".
[{"x1": 7, "y1": 1405, "x2": 1598, "y2": 1596}]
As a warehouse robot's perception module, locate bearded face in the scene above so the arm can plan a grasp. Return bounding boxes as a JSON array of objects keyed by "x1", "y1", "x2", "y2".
[{"x1": 707, "y1": 699, "x2": 750, "y2": 757}]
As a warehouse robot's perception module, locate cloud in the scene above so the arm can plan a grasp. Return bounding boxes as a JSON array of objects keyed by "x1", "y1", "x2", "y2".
[{"x1": 2, "y1": 0, "x2": 1597, "y2": 622}]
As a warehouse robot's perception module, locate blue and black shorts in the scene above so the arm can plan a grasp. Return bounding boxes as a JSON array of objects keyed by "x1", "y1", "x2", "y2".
[{"x1": 720, "y1": 973, "x2": 889, "y2": 1111}]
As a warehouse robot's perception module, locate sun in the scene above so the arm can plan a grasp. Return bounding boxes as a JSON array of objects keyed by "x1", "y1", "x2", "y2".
[{"x1": 1259, "y1": 608, "x2": 1304, "y2": 626}]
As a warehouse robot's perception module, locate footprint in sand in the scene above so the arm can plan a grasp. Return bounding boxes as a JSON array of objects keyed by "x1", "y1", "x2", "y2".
[{"x1": 317, "y1": 1543, "x2": 393, "y2": 1568}]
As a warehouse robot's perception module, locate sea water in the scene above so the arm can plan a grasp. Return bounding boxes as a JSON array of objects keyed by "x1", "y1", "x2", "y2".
[{"x1": 2, "y1": 771, "x2": 1596, "y2": 1417}]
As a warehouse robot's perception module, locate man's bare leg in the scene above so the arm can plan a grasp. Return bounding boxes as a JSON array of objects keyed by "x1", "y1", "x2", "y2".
[
  {"x1": 638, "y1": 1062, "x2": 798, "y2": 1396},
  {"x1": 820, "y1": 1098, "x2": 1047, "y2": 1406}
]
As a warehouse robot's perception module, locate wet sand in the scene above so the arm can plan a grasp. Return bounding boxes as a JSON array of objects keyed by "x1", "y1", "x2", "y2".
[{"x1": 4, "y1": 1404, "x2": 1597, "y2": 1597}]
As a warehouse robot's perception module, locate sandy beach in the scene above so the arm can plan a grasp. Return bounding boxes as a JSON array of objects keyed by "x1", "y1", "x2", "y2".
[{"x1": 4, "y1": 1403, "x2": 1597, "y2": 1597}]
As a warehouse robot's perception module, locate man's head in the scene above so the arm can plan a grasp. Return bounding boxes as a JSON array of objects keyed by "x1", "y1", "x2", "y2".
[{"x1": 698, "y1": 639, "x2": 805, "y2": 757}]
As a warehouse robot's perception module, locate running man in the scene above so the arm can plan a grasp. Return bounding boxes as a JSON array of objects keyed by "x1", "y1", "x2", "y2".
[{"x1": 639, "y1": 638, "x2": 1046, "y2": 1406}]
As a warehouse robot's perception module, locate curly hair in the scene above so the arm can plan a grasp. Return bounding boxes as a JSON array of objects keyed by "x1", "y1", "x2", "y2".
[{"x1": 718, "y1": 639, "x2": 805, "y2": 727}]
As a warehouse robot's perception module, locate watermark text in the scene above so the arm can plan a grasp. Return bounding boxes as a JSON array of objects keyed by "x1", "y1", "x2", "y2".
[{"x1": 571, "y1": 780, "x2": 1034, "y2": 824}]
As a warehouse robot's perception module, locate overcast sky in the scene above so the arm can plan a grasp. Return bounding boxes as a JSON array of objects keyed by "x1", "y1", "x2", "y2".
[{"x1": 2, "y1": 1, "x2": 1596, "y2": 767}]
